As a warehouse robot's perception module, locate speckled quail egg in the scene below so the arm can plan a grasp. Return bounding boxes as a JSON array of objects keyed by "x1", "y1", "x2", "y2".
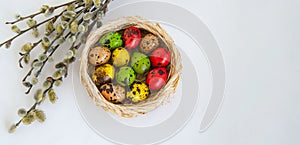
[
  {"x1": 130, "y1": 52, "x2": 151, "y2": 74},
  {"x1": 126, "y1": 82, "x2": 150, "y2": 103},
  {"x1": 116, "y1": 66, "x2": 136, "y2": 86},
  {"x1": 92, "y1": 64, "x2": 115, "y2": 85},
  {"x1": 88, "y1": 46, "x2": 111, "y2": 66},
  {"x1": 139, "y1": 34, "x2": 159, "y2": 54},
  {"x1": 99, "y1": 32, "x2": 123, "y2": 50},
  {"x1": 112, "y1": 47, "x2": 130, "y2": 67},
  {"x1": 99, "y1": 83, "x2": 126, "y2": 103}
]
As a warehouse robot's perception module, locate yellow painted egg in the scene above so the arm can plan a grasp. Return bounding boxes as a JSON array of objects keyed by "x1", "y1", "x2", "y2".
[
  {"x1": 112, "y1": 47, "x2": 130, "y2": 67},
  {"x1": 126, "y1": 82, "x2": 150, "y2": 103},
  {"x1": 92, "y1": 64, "x2": 115, "y2": 85}
]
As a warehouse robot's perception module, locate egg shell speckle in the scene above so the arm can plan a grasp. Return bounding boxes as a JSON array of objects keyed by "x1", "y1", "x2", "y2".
[
  {"x1": 126, "y1": 82, "x2": 150, "y2": 103},
  {"x1": 116, "y1": 66, "x2": 136, "y2": 86},
  {"x1": 100, "y1": 83, "x2": 126, "y2": 103},
  {"x1": 139, "y1": 34, "x2": 159, "y2": 54},
  {"x1": 99, "y1": 32, "x2": 123, "y2": 50},
  {"x1": 92, "y1": 64, "x2": 115, "y2": 85},
  {"x1": 130, "y1": 52, "x2": 151, "y2": 74},
  {"x1": 88, "y1": 46, "x2": 111, "y2": 66}
]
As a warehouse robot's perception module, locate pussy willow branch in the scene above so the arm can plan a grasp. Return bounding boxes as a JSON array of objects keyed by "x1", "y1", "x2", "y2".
[
  {"x1": 0, "y1": 1, "x2": 87, "y2": 48},
  {"x1": 15, "y1": 77, "x2": 55, "y2": 127},
  {"x1": 22, "y1": 6, "x2": 89, "y2": 94},
  {"x1": 60, "y1": 33, "x2": 82, "y2": 77},
  {"x1": 5, "y1": 0, "x2": 78, "y2": 25},
  {"x1": 23, "y1": 32, "x2": 72, "y2": 94},
  {"x1": 18, "y1": 4, "x2": 86, "y2": 68},
  {"x1": 30, "y1": 8, "x2": 86, "y2": 76},
  {"x1": 6, "y1": 0, "x2": 113, "y2": 133},
  {"x1": 15, "y1": 103, "x2": 37, "y2": 127},
  {"x1": 18, "y1": 39, "x2": 42, "y2": 68},
  {"x1": 15, "y1": 41, "x2": 81, "y2": 128},
  {"x1": 0, "y1": 10, "x2": 66, "y2": 48}
]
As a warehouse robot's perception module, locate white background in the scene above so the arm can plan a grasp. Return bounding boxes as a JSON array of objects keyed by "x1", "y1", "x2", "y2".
[{"x1": 0, "y1": 0, "x2": 299, "y2": 145}]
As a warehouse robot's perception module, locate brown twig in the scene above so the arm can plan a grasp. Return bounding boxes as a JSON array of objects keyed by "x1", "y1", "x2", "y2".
[
  {"x1": 5, "y1": 0, "x2": 78, "y2": 25},
  {"x1": 21, "y1": 7, "x2": 87, "y2": 94},
  {"x1": 8, "y1": 0, "x2": 114, "y2": 133},
  {"x1": 34, "y1": 9, "x2": 86, "y2": 78},
  {"x1": 15, "y1": 77, "x2": 55, "y2": 127},
  {"x1": 0, "y1": 10, "x2": 65, "y2": 48},
  {"x1": 18, "y1": 39, "x2": 42, "y2": 68},
  {"x1": 15, "y1": 103, "x2": 37, "y2": 126}
]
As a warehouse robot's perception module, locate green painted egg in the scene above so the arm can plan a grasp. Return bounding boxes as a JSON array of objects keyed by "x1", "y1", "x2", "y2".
[
  {"x1": 130, "y1": 52, "x2": 151, "y2": 74},
  {"x1": 116, "y1": 66, "x2": 136, "y2": 86},
  {"x1": 99, "y1": 32, "x2": 123, "y2": 50}
]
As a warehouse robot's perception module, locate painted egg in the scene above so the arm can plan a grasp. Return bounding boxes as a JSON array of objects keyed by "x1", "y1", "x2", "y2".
[
  {"x1": 130, "y1": 52, "x2": 151, "y2": 74},
  {"x1": 123, "y1": 26, "x2": 142, "y2": 50},
  {"x1": 126, "y1": 82, "x2": 150, "y2": 103},
  {"x1": 116, "y1": 66, "x2": 136, "y2": 86},
  {"x1": 92, "y1": 64, "x2": 115, "y2": 85},
  {"x1": 139, "y1": 34, "x2": 159, "y2": 54},
  {"x1": 146, "y1": 67, "x2": 168, "y2": 91},
  {"x1": 99, "y1": 83, "x2": 126, "y2": 103},
  {"x1": 88, "y1": 46, "x2": 111, "y2": 66},
  {"x1": 112, "y1": 47, "x2": 130, "y2": 67},
  {"x1": 149, "y1": 47, "x2": 171, "y2": 67},
  {"x1": 99, "y1": 32, "x2": 123, "y2": 50}
]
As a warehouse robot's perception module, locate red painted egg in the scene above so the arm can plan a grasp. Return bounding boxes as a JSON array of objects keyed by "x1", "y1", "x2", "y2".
[
  {"x1": 149, "y1": 48, "x2": 171, "y2": 67},
  {"x1": 146, "y1": 67, "x2": 168, "y2": 91},
  {"x1": 123, "y1": 26, "x2": 142, "y2": 50}
]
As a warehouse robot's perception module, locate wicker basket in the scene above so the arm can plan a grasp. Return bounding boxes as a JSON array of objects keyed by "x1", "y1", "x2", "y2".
[{"x1": 80, "y1": 16, "x2": 182, "y2": 118}]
